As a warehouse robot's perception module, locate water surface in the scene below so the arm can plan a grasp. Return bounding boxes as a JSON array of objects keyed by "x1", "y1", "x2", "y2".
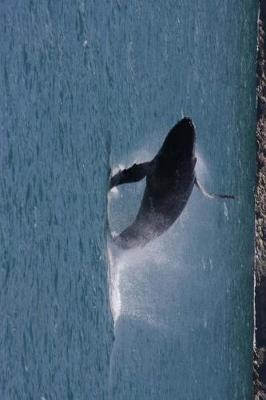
[{"x1": 0, "y1": 1, "x2": 257, "y2": 399}]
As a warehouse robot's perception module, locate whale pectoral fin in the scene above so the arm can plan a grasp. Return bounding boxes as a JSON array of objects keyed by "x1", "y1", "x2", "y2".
[
  {"x1": 109, "y1": 162, "x2": 150, "y2": 189},
  {"x1": 195, "y1": 178, "x2": 235, "y2": 200}
]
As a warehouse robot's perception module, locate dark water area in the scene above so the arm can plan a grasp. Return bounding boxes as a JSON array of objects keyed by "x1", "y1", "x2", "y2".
[
  {"x1": 0, "y1": 2, "x2": 113, "y2": 399},
  {"x1": 0, "y1": 1, "x2": 257, "y2": 399}
]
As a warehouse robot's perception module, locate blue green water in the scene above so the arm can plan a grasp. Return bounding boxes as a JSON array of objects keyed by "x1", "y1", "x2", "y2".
[{"x1": 0, "y1": 1, "x2": 257, "y2": 399}]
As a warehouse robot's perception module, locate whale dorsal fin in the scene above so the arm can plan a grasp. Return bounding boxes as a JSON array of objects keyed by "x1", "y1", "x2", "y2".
[
  {"x1": 195, "y1": 177, "x2": 235, "y2": 200},
  {"x1": 109, "y1": 161, "x2": 151, "y2": 190}
]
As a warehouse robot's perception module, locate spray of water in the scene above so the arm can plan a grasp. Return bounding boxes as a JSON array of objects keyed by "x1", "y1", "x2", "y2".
[{"x1": 107, "y1": 150, "x2": 209, "y2": 327}]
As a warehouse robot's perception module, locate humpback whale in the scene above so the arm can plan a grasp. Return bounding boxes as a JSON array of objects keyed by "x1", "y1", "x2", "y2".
[{"x1": 109, "y1": 118, "x2": 234, "y2": 250}]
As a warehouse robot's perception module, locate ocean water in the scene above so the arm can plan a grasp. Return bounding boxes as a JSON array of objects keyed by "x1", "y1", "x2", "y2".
[{"x1": 0, "y1": 1, "x2": 257, "y2": 400}]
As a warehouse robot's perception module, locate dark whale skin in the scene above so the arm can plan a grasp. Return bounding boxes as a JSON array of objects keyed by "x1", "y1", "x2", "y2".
[{"x1": 111, "y1": 118, "x2": 197, "y2": 250}]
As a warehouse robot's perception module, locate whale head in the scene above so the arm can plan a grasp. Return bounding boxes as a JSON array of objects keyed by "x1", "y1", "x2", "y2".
[{"x1": 159, "y1": 117, "x2": 196, "y2": 164}]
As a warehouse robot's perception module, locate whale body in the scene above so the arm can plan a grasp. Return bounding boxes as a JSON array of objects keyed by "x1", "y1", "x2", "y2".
[{"x1": 109, "y1": 118, "x2": 234, "y2": 250}]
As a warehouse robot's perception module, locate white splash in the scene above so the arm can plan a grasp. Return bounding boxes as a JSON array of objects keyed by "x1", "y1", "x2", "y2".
[
  {"x1": 111, "y1": 164, "x2": 125, "y2": 176},
  {"x1": 108, "y1": 186, "x2": 119, "y2": 198},
  {"x1": 223, "y1": 202, "x2": 229, "y2": 220},
  {"x1": 107, "y1": 237, "x2": 171, "y2": 327},
  {"x1": 107, "y1": 149, "x2": 210, "y2": 328},
  {"x1": 107, "y1": 243, "x2": 122, "y2": 322},
  {"x1": 195, "y1": 150, "x2": 208, "y2": 182}
]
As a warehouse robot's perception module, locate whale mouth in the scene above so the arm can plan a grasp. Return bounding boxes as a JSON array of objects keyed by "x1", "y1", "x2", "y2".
[
  {"x1": 174, "y1": 117, "x2": 196, "y2": 159},
  {"x1": 179, "y1": 117, "x2": 195, "y2": 131},
  {"x1": 178, "y1": 117, "x2": 196, "y2": 142},
  {"x1": 158, "y1": 117, "x2": 197, "y2": 162},
  {"x1": 181, "y1": 117, "x2": 193, "y2": 125}
]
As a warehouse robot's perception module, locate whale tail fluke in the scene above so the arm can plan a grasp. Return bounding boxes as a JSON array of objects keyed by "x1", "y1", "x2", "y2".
[{"x1": 195, "y1": 178, "x2": 235, "y2": 200}]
